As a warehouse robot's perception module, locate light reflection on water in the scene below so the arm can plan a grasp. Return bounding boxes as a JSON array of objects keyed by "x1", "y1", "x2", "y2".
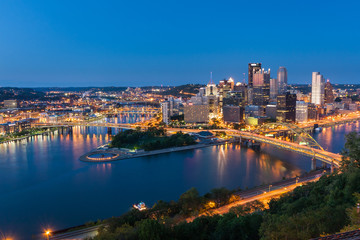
[{"x1": 0, "y1": 120, "x2": 358, "y2": 239}]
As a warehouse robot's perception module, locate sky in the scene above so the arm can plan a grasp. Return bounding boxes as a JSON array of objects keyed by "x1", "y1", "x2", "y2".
[{"x1": 0, "y1": 0, "x2": 359, "y2": 87}]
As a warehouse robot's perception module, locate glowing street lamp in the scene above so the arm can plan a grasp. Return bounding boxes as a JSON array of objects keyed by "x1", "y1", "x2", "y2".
[{"x1": 45, "y1": 230, "x2": 51, "y2": 240}]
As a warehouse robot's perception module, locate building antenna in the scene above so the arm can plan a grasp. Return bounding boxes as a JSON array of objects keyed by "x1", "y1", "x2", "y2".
[
  {"x1": 243, "y1": 73, "x2": 246, "y2": 84},
  {"x1": 209, "y1": 72, "x2": 213, "y2": 84}
]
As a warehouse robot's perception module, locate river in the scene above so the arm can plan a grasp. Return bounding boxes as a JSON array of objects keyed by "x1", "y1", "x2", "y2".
[{"x1": 0, "y1": 117, "x2": 359, "y2": 239}]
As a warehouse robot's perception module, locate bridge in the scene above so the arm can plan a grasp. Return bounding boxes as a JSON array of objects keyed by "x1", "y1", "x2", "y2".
[
  {"x1": 226, "y1": 123, "x2": 342, "y2": 168},
  {"x1": 106, "y1": 107, "x2": 160, "y2": 115},
  {"x1": 34, "y1": 122, "x2": 136, "y2": 129}
]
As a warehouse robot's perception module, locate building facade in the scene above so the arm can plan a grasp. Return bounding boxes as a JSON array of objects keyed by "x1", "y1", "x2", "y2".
[
  {"x1": 311, "y1": 72, "x2": 325, "y2": 105},
  {"x1": 248, "y1": 63, "x2": 262, "y2": 87},
  {"x1": 276, "y1": 93, "x2": 296, "y2": 123},
  {"x1": 296, "y1": 101, "x2": 308, "y2": 123},
  {"x1": 277, "y1": 67, "x2": 287, "y2": 94}
]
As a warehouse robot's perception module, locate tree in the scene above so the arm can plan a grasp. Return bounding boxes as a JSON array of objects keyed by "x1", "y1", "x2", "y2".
[
  {"x1": 137, "y1": 219, "x2": 167, "y2": 240},
  {"x1": 178, "y1": 187, "x2": 202, "y2": 215},
  {"x1": 341, "y1": 132, "x2": 360, "y2": 170}
]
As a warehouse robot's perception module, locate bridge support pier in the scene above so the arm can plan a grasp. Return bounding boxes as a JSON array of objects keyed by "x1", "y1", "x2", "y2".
[
  {"x1": 322, "y1": 162, "x2": 327, "y2": 169},
  {"x1": 311, "y1": 157, "x2": 317, "y2": 171}
]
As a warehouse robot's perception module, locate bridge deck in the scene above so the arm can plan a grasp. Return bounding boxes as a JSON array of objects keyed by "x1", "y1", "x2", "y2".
[{"x1": 228, "y1": 130, "x2": 342, "y2": 167}]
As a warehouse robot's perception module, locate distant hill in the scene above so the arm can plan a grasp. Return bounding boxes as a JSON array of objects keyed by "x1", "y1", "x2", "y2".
[
  {"x1": 158, "y1": 84, "x2": 205, "y2": 97},
  {"x1": 0, "y1": 87, "x2": 45, "y2": 101},
  {"x1": 34, "y1": 86, "x2": 127, "y2": 92}
]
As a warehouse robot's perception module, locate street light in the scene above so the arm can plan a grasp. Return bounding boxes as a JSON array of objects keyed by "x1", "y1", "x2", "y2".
[
  {"x1": 269, "y1": 185, "x2": 273, "y2": 192},
  {"x1": 45, "y1": 230, "x2": 51, "y2": 240}
]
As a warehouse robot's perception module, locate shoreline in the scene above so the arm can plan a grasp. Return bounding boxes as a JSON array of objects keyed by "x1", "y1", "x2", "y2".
[
  {"x1": 0, "y1": 127, "x2": 60, "y2": 144},
  {"x1": 79, "y1": 140, "x2": 231, "y2": 162}
]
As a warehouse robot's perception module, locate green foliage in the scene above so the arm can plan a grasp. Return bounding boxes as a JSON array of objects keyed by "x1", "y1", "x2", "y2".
[
  {"x1": 341, "y1": 132, "x2": 360, "y2": 170},
  {"x1": 178, "y1": 187, "x2": 202, "y2": 216},
  {"x1": 137, "y1": 219, "x2": 168, "y2": 240},
  {"x1": 110, "y1": 128, "x2": 196, "y2": 151}
]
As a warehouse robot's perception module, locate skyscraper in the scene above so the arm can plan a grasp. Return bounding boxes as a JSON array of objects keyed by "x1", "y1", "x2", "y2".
[
  {"x1": 311, "y1": 72, "x2": 325, "y2": 105},
  {"x1": 277, "y1": 67, "x2": 287, "y2": 94},
  {"x1": 296, "y1": 101, "x2": 308, "y2": 123},
  {"x1": 253, "y1": 68, "x2": 270, "y2": 115},
  {"x1": 276, "y1": 93, "x2": 296, "y2": 123},
  {"x1": 248, "y1": 63, "x2": 261, "y2": 87},
  {"x1": 270, "y1": 78, "x2": 278, "y2": 100},
  {"x1": 324, "y1": 80, "x2": 334, "y2": 104}
]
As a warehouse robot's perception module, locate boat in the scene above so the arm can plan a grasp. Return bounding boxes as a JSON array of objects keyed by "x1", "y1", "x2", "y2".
[
  {"x1": 314, "y1": 127, "x2": 323, "y2": 132},
  {"x1": 133, "y1": 201, "x2": 147, "y2": 211}
]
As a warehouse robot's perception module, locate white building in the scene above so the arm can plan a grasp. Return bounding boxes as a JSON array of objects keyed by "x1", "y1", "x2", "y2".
[
  {"x1": 161, "y1": 101, "x2": 170, "y2": 125},
  {"x1": 311, "y1": 72, "x2": 325, "y2": 105},
  {"x1": 296, "y1": 101, "x2": 308, "y2": 123}
]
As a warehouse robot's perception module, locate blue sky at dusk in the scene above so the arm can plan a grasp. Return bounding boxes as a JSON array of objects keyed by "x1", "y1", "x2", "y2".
[{"x1": 0, "y1": 0, "x2": 359, "y2": 87}]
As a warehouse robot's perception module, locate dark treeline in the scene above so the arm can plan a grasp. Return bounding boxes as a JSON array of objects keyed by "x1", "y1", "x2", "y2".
[
  {"x1": 89, "y1": 132, "x2": 360, "y2": 240},
  {"x1": 110, "y1": 127, "x2": 196, "y2": 151}
]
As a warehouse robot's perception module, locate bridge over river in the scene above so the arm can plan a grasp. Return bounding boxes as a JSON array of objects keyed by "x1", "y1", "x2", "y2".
[
  {"x1": 35, "y1": 122, "x2": 343, "y2": 168},
  {"x1": 225, "y1": 123, "x2": 342, "y2": 168}
]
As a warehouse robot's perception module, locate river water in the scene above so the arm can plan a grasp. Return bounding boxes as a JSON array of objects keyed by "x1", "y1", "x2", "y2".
[{"x1": 0, "y1": 117, "x2": 359, "y2": 239}]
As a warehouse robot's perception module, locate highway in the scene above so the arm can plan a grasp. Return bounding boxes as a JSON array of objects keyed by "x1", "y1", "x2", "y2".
[{"x1": 187, "y1": 170, "x2": 325, "y2": 221}]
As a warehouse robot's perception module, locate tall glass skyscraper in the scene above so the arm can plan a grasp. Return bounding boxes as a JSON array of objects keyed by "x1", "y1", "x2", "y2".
[
  {"x1": 277, "y1": 67, "x2": 288, "y2": 94},
  {"x1": 311, "y1": 72, "x2": 325, "y2": 105},
  {"x1": 248, "y1": 63, "x2": 262, "y2": 87}
]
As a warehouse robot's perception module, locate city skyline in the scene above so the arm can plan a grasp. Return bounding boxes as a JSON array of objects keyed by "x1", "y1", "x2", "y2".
[{"x1": 0, "y1": 1, "x2": 359, "y2": 87}]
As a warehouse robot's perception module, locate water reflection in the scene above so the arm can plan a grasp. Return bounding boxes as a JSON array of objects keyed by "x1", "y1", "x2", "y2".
[{"x1": 1, "y1": 121, "x2": 358, "y2": 239}]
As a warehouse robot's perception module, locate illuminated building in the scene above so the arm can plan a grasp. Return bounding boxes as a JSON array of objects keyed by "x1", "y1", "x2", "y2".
[
  {"x1": 253, "y1": 69, "x2": 270, "y2": 115},
  {"x1": 161, "y1": 101, "x2": 170, "y2": 124},
  {"x1": 266, "y1": 104, "x2": 277, "y2": 120},
  {"x1": 324, "y1": 80, "x2": 334, "y2": 104},
  {"x1": 308, "y1": 103, "x2": 318, "y2": 120},
  {"x1": 296, "y1": 101, "x2": 308, "y2": 123},
  {"x1": 223, "y1": 106, "x2": 244, "y2": 123},
  {"x1": 184, "y1": 104, "x2": 210, "y2": 123},
  {"x1": 276, "y1": 93, "x2": 296, "y2": 123},
  {"x1": 277, "y1": 67, "x2": 287, "y2": 94},
  {"x1": 270, "y1": 78, "x2": 278, "y2": 100},
  {"x1": 248, "y1": 63, "x2": 262, "y2": 87},
  {"x1": 311, "y1": 72, "x2": 325, "y2": 105}
]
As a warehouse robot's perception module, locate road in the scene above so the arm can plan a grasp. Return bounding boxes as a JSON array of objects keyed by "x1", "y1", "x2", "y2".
[{"x1": 187, "y1": 170, "x2": 325, "y2": 221}]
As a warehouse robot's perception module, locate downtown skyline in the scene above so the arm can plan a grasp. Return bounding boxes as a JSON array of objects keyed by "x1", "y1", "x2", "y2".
[{"x1": 0, "y1": 1, "x2": 359, "y2": 87}]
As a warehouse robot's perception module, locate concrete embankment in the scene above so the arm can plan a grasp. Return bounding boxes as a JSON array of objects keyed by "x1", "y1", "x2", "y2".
[{"x1": 80, "y1": 140, "x2": 231, "y2": 163}]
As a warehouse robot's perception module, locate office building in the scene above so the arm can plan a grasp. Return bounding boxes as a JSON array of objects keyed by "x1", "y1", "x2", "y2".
[
  {"x1": 311, "y1": 72, "x2": 325, "y2": 105},
  {"x1": 324, "y1": 80, "x2": 334, "y2": 104},
  {"x1": 223, "y1": 106, "x2": 244, "y2": 123},
  {"x1": 218, "y1": 78, "x2": 234, "y2": 109},
  {"x1": 161, "y1": 101, "x2": 170, "y2": 125},
  {"x1": 308, "y1": 103, "x2": 318, "y2": 120},
  {"x1": 248, "y1": 63, "x2": 262, "y2": 87},
  {"x1": 296, "y1": 101, "x2": 308, "y2": 123},
  {"x1": 276, "y1": 93, "x2": 296, "y2": 123},
  {"x1": 184, "y1": 104, "x2": 210, "y2": 123},
  {"x1": 270, "y1": 78, "x2": 278, "y2": 100},
  {"x1": 266, "y1": 104, "x2": 277, "y2": 120},
  {"x1": 277, "y1": 67, "x2": 287, "y2": 94},
  {"x1": 253, "y1": 69, "x2": 270, "y2": 115}
]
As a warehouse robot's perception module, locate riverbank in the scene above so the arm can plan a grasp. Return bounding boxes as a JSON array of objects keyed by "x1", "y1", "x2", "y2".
[
  {"x1": 47, "y1": 169, "x2": 327, "y2": 240},
  {"x1": 80, "y1": 139, "x2": 231, "y2": 162},
  {"x1": 0, "y1": 127, "x2": 60, "y2": 144}
]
